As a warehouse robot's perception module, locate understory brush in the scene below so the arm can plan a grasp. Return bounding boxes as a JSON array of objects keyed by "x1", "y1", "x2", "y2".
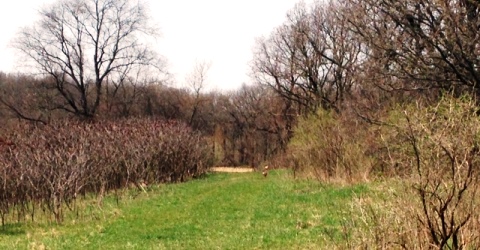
[
  {"x1": 0, "y1": 118, "x2": 213, "y2": 224},
  {"x1": 338, "y1": 95, "x2": 480, "y2": 249},
  {"x1": 271, "y1": 94, "x2": 480, "y2": 249},
  {"x1": 282, "y1": 108, "x2": 377, "y2": 183}
]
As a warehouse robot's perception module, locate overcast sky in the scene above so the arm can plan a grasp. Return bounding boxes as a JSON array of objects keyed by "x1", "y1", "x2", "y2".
[{"x1": 0, "y1": 0, "x2": 311, "y2": 91}]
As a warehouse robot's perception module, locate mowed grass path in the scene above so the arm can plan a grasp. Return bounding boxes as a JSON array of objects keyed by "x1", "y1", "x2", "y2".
[{"x1": 0, "y1": 170, "x2": 367, "y2": 249}]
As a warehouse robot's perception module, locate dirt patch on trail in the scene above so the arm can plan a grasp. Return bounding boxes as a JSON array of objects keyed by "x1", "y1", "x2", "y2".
[{"x1": 211, "y1": 167, "x2": 255, "y2": 173}]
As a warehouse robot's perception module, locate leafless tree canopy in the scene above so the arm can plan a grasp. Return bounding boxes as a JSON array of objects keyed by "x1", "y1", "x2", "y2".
[
  {"x1": 252, "y1": 2, "x2": 363, "y2": 113},
  {"x1": 14, "y1": 0, "x2": 166, "y2": 117},
  {"x1": 253, "y1": 0, "x2": 480, "y2": 113},
  {"x1": 185, "y1": 60, "x2": 211, "y2": 127},
  {"x1": 345, "y1": 0, "x2": 480, "y2": 94}
]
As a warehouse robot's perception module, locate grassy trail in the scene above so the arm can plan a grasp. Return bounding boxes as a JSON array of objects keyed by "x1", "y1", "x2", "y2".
[{"x1": 0, "y1": 170, "x2": 367, "y2": 249}]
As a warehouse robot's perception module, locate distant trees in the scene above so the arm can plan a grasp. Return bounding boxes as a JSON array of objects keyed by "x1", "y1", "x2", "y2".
[
  {"x1": 6, "y1": 0, "x2": 478, "y2": 170},
  {"x1": 213, "y1": 85, "x2": 296, "y2": 167},
  {"x1": 14, "y1": 0, "x2": 166, "y2": 118},
  {"x1": 185, "y1": 60, "x2": 212, "y2": 128},
  {"x1": 0, "y1": 73, "x2": 52, "y2": 124}
]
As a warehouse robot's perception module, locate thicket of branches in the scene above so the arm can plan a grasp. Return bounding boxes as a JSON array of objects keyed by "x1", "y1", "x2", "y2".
[
  {"x1": 338, "y1": 96, "x2": 480, "y2": 249},
  {"x1": 0, "y1": 118, "x2": 212, "y2": 224}
]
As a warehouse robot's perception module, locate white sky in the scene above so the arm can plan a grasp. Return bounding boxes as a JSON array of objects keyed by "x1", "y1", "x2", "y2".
[{"x1": 0, "y1": 0, "x2": 311, "y2": 91}]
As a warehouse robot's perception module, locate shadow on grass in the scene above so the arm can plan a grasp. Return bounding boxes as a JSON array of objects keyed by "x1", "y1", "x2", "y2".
[
  {"x1": 193, "y1": 172, "x2": 213, "y2": 180},
  {"x1": 0, "y1": 223, "x2": 26, "y2": 236}
]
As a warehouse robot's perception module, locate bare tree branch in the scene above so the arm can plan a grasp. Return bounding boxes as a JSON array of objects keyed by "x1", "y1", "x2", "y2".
[{"x1": 13, "y1": 0, "x2": 166, "y2": 118}]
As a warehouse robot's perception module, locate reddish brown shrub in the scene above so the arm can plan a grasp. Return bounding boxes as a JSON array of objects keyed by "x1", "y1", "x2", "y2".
[{"x1": 0, "y1": 118, "x2": 213, "y2": 224}]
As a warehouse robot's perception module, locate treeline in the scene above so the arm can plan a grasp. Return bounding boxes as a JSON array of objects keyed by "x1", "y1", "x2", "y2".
[
  {"x1": 251, "y1": 0, "x2": 480, "y2": 172},
  {"x1": 2, "y1": 0, "x2": 479, "y2": 176},
  {"x1": 3, "y1": 0, "x2": 478, "y2": 170},
  {"x1": 0, "y1": 72, "x2": 291, "y2": 168}
]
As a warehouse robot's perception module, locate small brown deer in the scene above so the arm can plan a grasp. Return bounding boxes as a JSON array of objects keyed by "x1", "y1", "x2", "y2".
[{"x1": 262, "y1": 165, "x2": 269, "y2": 177}]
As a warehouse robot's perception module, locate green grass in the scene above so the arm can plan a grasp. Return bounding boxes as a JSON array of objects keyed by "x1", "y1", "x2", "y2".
[{"x1": 0, "y1": 170, "x2": 368, "y2": 249}]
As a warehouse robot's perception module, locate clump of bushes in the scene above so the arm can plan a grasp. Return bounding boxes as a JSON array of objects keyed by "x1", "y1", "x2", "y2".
[
  {"x1": 340, "y1": 95, "x2": 480, "y2": 249},
  {"x1": 0, "y1": 118, "x2": 213, "y2": 224},
  {"x1": 278, "y1": 94, "x2": 480, "y2": 248},
  {"x1": 285, "y1": 108, "x2": 376, "y2": 183}
]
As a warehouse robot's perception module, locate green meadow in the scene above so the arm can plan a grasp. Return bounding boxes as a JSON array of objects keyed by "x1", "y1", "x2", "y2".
[{"x1": 0, "y1": 170, "x2": 368, "y2": 249}]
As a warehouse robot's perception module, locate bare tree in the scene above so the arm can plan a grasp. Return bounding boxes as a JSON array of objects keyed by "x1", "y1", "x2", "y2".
[
  {"x1": 252, "y1": 1, "x2": 363, "y2": 113},
  {"x1": 14, "y1": 0, "x2": 166, "y2": 118},
  {"x1": 185, "y1": 60, "x2": 211, "y2": 127}
]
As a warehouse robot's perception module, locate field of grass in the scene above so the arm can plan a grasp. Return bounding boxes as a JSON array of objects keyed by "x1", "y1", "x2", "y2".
[{"x1": 0, "y1": 170, "x2": 368, "y2": 249}]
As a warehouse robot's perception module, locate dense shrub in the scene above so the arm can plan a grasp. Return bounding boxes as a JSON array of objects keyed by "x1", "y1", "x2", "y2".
[
  {"x1": 283, "y1": 109, "x2": 375, "y2": 183},
  {"x1": 279, "y1": 94, "x2": 480, "y2": 248},
  {"x1": 341, "y1": 95, "x2": 480, "y2": 249},
  {"x1": 0, "y1": 118, "x2": 213, "y2": 224}
]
